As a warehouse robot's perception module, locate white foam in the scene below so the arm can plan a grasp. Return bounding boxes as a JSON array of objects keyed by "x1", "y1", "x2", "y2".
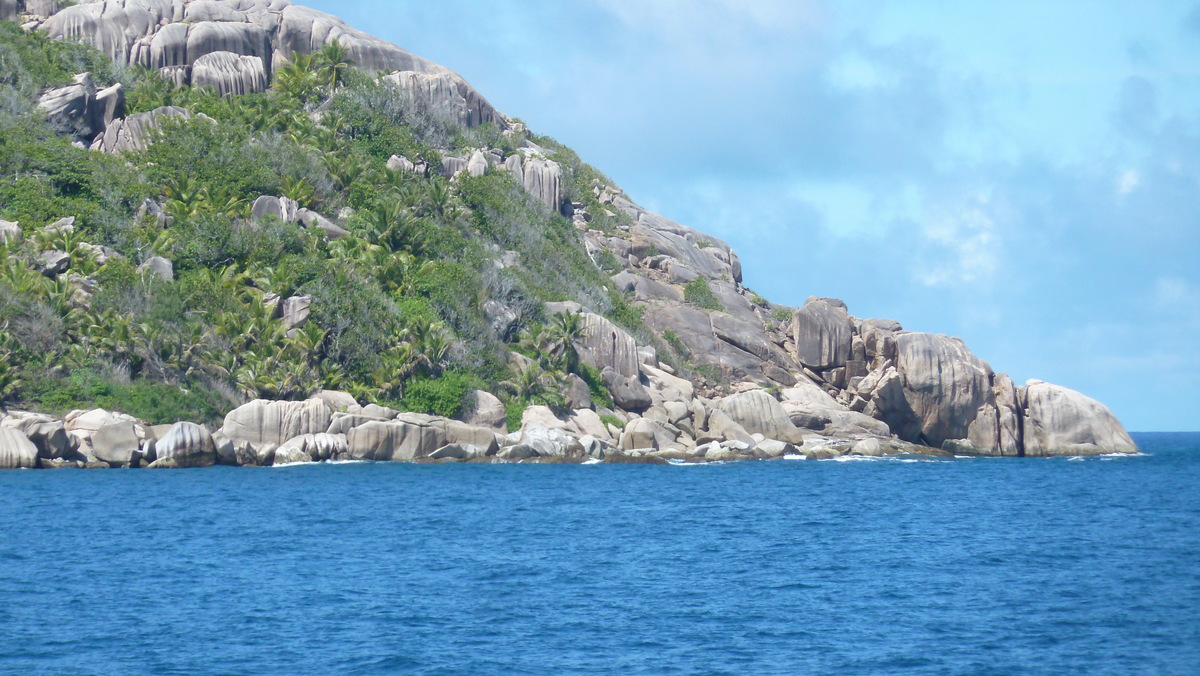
[
  {"x1": 782, "y1": 454, "x2": 807, "y2": 461},
  {"x1": 583, "y1": 458, "x2": 603, "y2": 465}
]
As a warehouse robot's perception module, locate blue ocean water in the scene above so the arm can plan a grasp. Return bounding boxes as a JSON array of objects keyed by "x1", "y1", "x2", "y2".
[{"x1": 1, "y1": 433, "x2": 1198, "y2": 675}]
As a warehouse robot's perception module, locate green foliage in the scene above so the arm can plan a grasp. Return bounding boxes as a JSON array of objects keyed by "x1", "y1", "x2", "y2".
[
  {"x1": 772, "y1": 307, "x2": 794, "y2": 323},
  {"x1": 684, "y1": 278, "x2": 724, "y2": 311},
  {"x1": 662, "y1": 329, "x2": 690, "y2": 359},
  {"x1": 599, "y1": 413, "x2": 626, "y2": 431},
  {"x1": 749, "y1": 292, "x2": 768, "y2": 307},
  {"x1": 575, "y1": 362, "x2": 614, "y2": 410},
  {"x1": 399, "y1": 371, "x2": 479, "y2": 418},
  {"x1": 21, "y1": 368, "x2": 225, "y2": 425}
]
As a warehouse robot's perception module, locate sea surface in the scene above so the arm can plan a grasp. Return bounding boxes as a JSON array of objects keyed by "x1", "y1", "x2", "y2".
[{"x1": 1, "y1": 432, "x2": 1198, "y2": 675}]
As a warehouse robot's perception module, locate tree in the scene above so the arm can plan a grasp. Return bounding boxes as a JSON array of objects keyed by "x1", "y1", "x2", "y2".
[
  {"x1": 547, "y1": 311, "x2": 588, "y2": 374},
  {"x1": 315, "y1": 40, "x2": 353, "y2": 91}
]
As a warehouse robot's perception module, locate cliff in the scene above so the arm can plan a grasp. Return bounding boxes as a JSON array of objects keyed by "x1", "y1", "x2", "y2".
[{"x1": 0, "y1": 0, "x2": 1136, "y2": 468}]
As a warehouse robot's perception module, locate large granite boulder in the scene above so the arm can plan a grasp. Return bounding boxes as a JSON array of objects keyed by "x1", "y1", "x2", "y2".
[
  {"x1": 457, "y1": 390, "x2": 507, "y2": 432},
  {"x1": 601, "y1": 367, "x2": 652, "y2": 412},
  {"x1": 0, "y1": 428, "x2": 39, "y2": 469},
  {"x1": 90, "y1": 105, "x2": 189, "y2": 153},
  {"x1": 37, "y1": 72, "x2": 124, "y2": 141},
  {"x1": 792, "y1": 297, "x2": 854, "y2": 371},
  {"x1": 715, "y1": 389, "x2": 806, "y2": 444},
  {"x1": 1023, "y1": 381, "x2": 1137, "y2": 456},
  {"x1": 91, "y1": 421, "x2": 141, "y2": 466},
  {"x1": 890, "y1": 332, "x2": 994, "y2": 448},
  {"x1": 153, "y1": 422, "x2": 217, "y2": 468},
  {"x1": 221, "y1": 399, "x2": 333, "y2": 448},
  {"x1": 620, "y1": 417, "x2": 679, "y2": 451},
  {"x1": 191, "y1": 51, "x2": 268, "y2": 96},
  {"x1": 575, "y1": 312, "x2": 640, "y2": 379},
  {"x1": 346, "y1": 419, "x2": 445, "y2": 461}
]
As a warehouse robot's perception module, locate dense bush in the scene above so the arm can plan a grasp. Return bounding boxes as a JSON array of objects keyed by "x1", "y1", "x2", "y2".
[
  {"x1": 399, "y1": 371, "x2": 479, "y2": 418},
  {"x1": 684, "y1": 279, "x2": 724, "y2": 311}
]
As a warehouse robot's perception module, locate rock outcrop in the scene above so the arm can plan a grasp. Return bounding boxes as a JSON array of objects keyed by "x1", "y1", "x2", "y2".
[{"x1": 1023, "y1": 381, "x2": 1138, "y2": 455}]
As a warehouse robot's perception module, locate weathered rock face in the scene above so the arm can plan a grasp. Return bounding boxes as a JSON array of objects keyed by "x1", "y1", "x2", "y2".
[
  {"x1": 575, "y1": 313, "x2": 640, "y2": 379},
  {"x1": 793, "y1": 297, "x2": 854, "y2": 371},
  {"x1": 891, "y1": 333, "x2": 994, "y2": 448},
  {"x1": 90, "y1": 105, "x2": 189, "y2": 153},
  {"x1": 715, "y1": 390, "x2": 806, "y2": 444},
  {"x1": 191, "y1": 51, "x2": 268, "y2": 96},
  {"x1": 154, "y1": 422, "x2": 216, "y2": 468},
  {"x1": 37, "y1": 72, "x2": 124, "y2": 141},
  {"x1": 0, "y1": 428, "x2": 39, "y2": 469},
  {"x1": 91, "y1": 421, "x2": 141, "y2": 466},
  {"x1": 346, "y1": 419, "x2": 444, "y2": 461},
  {"x1": 221, "y1": 399, "x2": 332, "y2": 448},
  {"x1": 458, "y1": 390, "x2": 506, "y2": 432},
  {"x1": 1023, "y1": 381, "x2": 1137, "y2": 455}
]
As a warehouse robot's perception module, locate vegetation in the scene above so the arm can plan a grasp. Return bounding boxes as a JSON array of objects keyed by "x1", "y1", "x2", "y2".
[
  {"x1": 684, "y1": 279, "x2": 724, "y2": 311},
  {"x1": 0, "y1": 23, "x2": 638, "y2": 423}
]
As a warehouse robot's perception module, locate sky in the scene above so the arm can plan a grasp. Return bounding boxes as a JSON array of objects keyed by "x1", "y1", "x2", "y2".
[{"x1": 304, "y1": 0, "x2": 1200, "y2": 431}]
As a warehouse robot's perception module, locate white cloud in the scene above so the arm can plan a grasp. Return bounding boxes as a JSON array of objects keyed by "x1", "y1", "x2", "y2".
[
  {"x1": 1116, "y1": 168, "x2": 1140, "y2": 196},
  {"x1": 916, "y1": 192, "x2": 1001, "y2": 287}
]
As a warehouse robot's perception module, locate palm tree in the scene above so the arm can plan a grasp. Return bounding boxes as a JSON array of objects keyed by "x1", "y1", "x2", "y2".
[
  {"x1": 315, "y1": 40, "x2": 353, "y2": 91},
  {"x1": 499, "y1": 363, "x2": 554, "y2": 402},
  {"x1": 547, "y1": 311, "x2": 588, "y2": 374}
]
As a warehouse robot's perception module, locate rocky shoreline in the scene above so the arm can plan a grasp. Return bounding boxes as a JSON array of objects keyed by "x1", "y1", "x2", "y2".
[{"x1": 0, "y1": 367, "x2": 1137, "y2": 470}]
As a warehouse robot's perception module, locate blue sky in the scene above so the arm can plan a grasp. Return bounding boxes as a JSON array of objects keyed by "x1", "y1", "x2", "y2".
[{"x1": 305, "y1": 0, "x2": 1200, "y2": 431}]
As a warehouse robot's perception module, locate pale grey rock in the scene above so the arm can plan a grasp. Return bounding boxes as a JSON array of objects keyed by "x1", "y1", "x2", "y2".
[
  {"x1": 458, "y1": 390, "x2": 506, "y2": 432},
  {"x1": 91, "y1": 105, "x2": 189, "y2": 153},
  {"x1": 518, "y1": 154, "x2": 563, "y2": 211},
  {"x1": 519, "y1": 426, "x2": 578, "y2": 457},
  {"x1": 574, "y1": 312, "x2": 640, "y2": 379},
  {"x1": 1023, "y1": 380, "x2": 1137, "y2": 456},
  {"x1": 384, "y1": 69, "x2": 503, "y2": 129},
  {"x1": 520, "y1": 405, "x2": 567, "y2": 432},
  {"x1": 0, "y1": 0, "x2": 18, "y2": 22},
  {"x1": 277, "y1": 433, "x2": 346, "y2": 463},
  {"x1": 625, "y1": 206, "x2": 740, "y2": 283},
  {"x1": 91, "y1": 422, "x2": 141, "y2": 466},
  {"x1": 281, "y1": 295, "x2": 311, "y2": 330},
  {"x1": 251, "y1": 195, "x2": 301, "y2": 223},
  {"x1": 440, "y1": 420, "x2": 499, "y2": 456},
  {"x1": 346, "y1": 419, "x2": 444, "y2": 461},
  {"x1": 221, "y1": 399, "x2": 332, "y2": 447},
  {"x1": 754, "y1": 439, "x2": 796, "y2": 458},
  {"x1": 362, "y1": 404, "x2": 399, "y2": 420},
  {"x1": 565, "y1": 373, "x2": 592, "y2": 411},
  {"x1": 0, "y1": 220, "x2": 20, "y2": 244},
  {"x1": 191, "y1": 51, "x2": 267, "y2": 96},
  {"x1": 569, "y1": 409, "x2": 613, "y2": 442},
  {"x1": 891, "y1": 333, "x2": 994, "y2": 448},
  {"x1": 642, "y1": 364, "x2": 695, "y2": 405},
  {"x1": 500, "y1": 444, "x2": 538, "y2": 460},
  {"x1": 611, "y1": 271, "x2": 683, "y2": 303},
  {"x1": 296, "y1": 208, "x2": 349, "y2": 239},
  {"x1": 212, "y1": 430, "x2": 237, "y2": 466},
  {"x1": 619, "y1": 417, "x2": 679, "y2": 452},
  {"x1": 715, "y1": 389, "x2": 806, "y2": 444},
  {"x1": 793, "y1": 297, "x2": 854, "y2": 370},
  {"x1": 701, "y1": 409, "x2": 755, "y2": 447},
  {"x1": 466, "y1": 149, "x2": 489, "y2": 177},
  {"x1": 38, "y1": 72, "x2": 122, "y2": 140},
  {"x1": 139, "y1": 256, "x2": 173, "y2": 281},
  {"x1": 38, "y1": 250, "x2": 70, "y2": 276},
  {"x1": 6, "y1": 418, "x2": 72, "y2": 460},
  {"x1": 310, "y1": 390, "x2": 360, "y2": 414},
  {"x1": 601, "y1": 367, "x2": 652, "y2": 412},
  {"x1": 154, "y1": 422, "x2": 216, "y2": 468},
  {"x1": 0, "y1": 428, "x2": 39, "y2": 469},
  {"x1": 429, "y1": 444, "x2": 470, "y2": 460},
  {"x1": 326, "y1": 413, "x2": 388, "y2": 435}
]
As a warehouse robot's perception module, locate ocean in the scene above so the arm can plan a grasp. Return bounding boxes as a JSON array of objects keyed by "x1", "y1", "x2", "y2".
[{"x1": 1, "y1": 432, "x2": 1197, "y2": 675}]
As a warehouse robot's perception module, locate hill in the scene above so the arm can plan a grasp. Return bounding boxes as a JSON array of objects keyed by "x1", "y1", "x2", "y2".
[{"x1": 0, "y1": 0, "x2": 1136, "y2": 469}]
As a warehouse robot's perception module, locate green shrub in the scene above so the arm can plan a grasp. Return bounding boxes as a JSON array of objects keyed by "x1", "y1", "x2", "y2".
[
  {"x1": 400, "y1": 371, "x2": 479, "y2": 418},
  {"x1": 772, "y1": 307, "x2": 794, "y2": 323},
  {"x1": 575, "y1": 362, "x2": 613, "y2": 409},
  {"x1": 21, "y1": 368, "x2": 225, "y2": 425},
  {"x1": 598, "y1": 413, "x2": 625, "y2": 430},
  {"x1": 684, "y1": 279, "x2": 723, "y2": 311},
  {"x1": 662, "y1": 329, "x2": 690, "y2": 358}
]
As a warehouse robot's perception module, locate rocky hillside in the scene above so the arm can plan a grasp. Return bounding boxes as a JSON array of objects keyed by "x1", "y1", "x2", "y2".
[{"x1": 0, "y1": 0, "x2": 1136, "y2": 469}]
